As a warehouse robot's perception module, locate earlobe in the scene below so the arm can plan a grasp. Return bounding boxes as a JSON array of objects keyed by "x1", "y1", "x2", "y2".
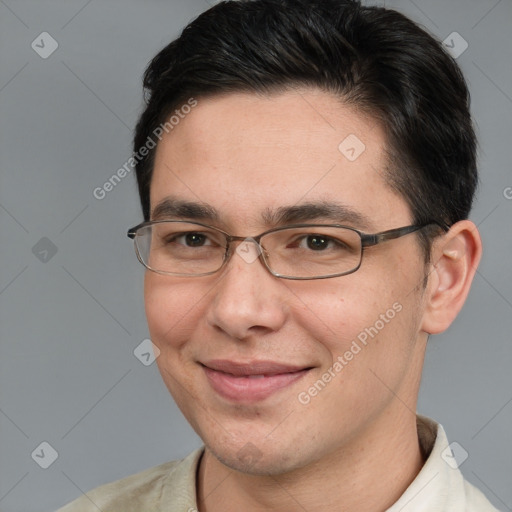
[{"x1": 421, "y1": 221, "x2": 482, "y2": 335}]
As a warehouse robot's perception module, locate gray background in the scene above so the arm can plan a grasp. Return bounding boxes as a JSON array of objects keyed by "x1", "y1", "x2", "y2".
[{"x1": 0, "y1": 0, "x2": 510, "y2": 510}]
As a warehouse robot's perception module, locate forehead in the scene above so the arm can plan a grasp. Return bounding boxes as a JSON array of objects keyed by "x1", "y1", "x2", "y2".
[{"x1": 150, "y1": 89, "x2": 411, "y2": 229}]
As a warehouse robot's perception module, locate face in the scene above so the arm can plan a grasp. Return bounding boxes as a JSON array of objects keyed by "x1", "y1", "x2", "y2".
[{"x1": 145, "y1": 89, "x2": 430, "y2": 475}]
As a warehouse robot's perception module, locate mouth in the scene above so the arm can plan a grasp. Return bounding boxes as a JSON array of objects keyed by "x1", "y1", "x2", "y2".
[{"x1": 201, "y1": 360, "x2": 313, "y2": 403}]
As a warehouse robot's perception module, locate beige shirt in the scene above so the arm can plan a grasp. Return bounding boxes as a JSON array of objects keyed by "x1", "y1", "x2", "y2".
[{"x1": 56, "y1": 416, "x2": 500, "y2": 511}]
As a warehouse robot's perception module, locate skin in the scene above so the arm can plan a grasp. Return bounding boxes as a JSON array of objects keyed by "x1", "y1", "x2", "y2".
[{"x1": 144, "y1": 89, "x2": 482, "y2": 512}]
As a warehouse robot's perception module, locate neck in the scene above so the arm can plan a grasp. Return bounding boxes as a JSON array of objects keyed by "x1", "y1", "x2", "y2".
[{"x1": 197, "y1": 410, "x2": 425, "y2": 512}]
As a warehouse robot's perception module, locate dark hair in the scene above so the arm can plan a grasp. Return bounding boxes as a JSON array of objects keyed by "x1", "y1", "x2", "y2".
[{"x1": 133, "y1": 0, "x2": 477, "y2": 260}]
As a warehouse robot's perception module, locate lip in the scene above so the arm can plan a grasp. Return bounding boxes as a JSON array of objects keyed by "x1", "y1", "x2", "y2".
[{"x1": 201, "y1": 359, "x2": 312, "y2": 403}]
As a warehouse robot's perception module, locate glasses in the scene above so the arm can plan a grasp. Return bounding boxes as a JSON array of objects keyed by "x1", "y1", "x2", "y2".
[{"x1": 127, "y1": 220, "x2": 445, "y2": 280}]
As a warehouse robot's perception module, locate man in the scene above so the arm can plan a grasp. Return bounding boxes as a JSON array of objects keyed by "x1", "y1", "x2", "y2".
[{"x1": 57, "y1": 0, "x2": 499, "y2": 510}]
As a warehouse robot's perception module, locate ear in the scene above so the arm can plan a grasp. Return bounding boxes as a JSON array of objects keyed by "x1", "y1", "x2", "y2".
[{"x1": 421, "y1": 220, "x2": 482, "y2": 335}]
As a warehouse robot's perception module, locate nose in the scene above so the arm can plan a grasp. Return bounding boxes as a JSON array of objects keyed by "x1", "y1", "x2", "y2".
[{"x1": 206, "y1": 239, "x2": 288, "y2": 340}]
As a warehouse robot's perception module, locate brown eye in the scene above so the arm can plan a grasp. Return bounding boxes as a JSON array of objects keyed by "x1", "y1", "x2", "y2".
[
  {"x1": 306, "y1": 235, "x2": 330, "y2": 250},
  {"x1": 184, "y1": 233, "x2": 208, "y2": 246}
]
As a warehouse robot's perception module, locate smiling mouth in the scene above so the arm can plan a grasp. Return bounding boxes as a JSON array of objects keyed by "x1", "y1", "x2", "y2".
[{"x1": 201, "y1": 360, "x2": 313, "y2": 403}]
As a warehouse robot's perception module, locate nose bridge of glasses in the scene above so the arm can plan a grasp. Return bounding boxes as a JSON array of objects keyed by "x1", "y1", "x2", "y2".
[{"x1": 229, "y1": 236, "x2": 265, "y2": 266}]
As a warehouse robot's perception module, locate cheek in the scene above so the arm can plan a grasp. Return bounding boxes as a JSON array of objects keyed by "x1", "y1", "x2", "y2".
[
  {"x1": 144, "y1": 274, "x2": 207, "y2": 354},
  {"x1": 289, "y1": 270, "x2": 421, "y2": 370},
  {"x1": 144, "y1": 275, "x2": 211, "y2": 414},
  {"x1": 290, "y1": 278, "x2": 424, "y2": 421},
  {"x1": 289, "y1": 279, "x2": 390, "y2": 345}
]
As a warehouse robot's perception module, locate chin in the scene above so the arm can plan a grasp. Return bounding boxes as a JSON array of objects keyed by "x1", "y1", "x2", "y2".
[{"x1": 205, "y1": 438, "x2": 311, "y2": 476}]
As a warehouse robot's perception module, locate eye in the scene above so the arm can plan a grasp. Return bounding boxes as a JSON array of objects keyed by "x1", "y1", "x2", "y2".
[
  {"x1": 304, "y1": 234, "x2": 331, "y2": 250},
  {"x1": 184, "y1": 233, "x2": 209, "y2": 247},
  {"x1": 296, "y1": 234, "x2": 341, "y2": 251},
  {"x1": 281, "y1": 231, "x2": 354, "y2": 253},
  {"x1": 171, "y1": 232, "x2": 214, "y2": 247}
]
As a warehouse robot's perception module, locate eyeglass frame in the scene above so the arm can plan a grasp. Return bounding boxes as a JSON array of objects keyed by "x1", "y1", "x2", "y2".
[{"x1": 127, "y1": 219, "x2": 448, "y2": 280}]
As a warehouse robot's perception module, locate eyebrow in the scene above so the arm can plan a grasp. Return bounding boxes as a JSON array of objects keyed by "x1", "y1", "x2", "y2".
[
  {"x1": 262, "y1": 201, "x2": 373, "y2": 229},
  {"x1": 151, "y1": 197, "x2": 219, "y2": 222},
  {"x1": 151, "y1": 197, "x2": 373, "y2": 230}
]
